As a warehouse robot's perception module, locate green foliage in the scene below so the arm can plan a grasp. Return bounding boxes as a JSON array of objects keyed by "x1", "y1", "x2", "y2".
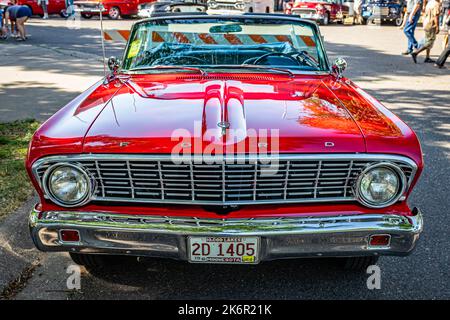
[{"x1": 0, "y1": 119, "x2": 40, "y2": 219}]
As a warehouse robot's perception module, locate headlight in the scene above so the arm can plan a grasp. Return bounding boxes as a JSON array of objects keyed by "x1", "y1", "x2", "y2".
[
  {"x1": 43, "y1": 163, "x2": 93, "y2": 207},
  {"x1": 355, "y1": 163, "x2": 406, "y2": 208}
]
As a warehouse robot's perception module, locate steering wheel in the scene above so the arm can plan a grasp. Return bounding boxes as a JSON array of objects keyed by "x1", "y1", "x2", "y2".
[
  {"x1": 249, "y1": 52, "x2": 301, "y2": 66},
  {"x1": 152, "y1": 55, "x2": 205, "y2": 66}
]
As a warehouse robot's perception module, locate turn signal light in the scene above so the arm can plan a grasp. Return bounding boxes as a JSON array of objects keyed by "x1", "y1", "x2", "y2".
[
  {"x1": 369, "y1": 234, "x2": 391, "y2": 247},
  {"x1": 60, "y1": 229, "x2": 80, "y2": 242}
]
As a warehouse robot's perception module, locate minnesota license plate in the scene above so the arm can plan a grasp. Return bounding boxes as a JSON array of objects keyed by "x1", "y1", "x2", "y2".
[{"x1": 188, "y1": 236, "x2": 259, "y2": 264}]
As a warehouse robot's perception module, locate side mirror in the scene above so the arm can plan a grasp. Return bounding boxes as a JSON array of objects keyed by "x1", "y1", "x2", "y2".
[
  {"x1": 332, "y1": 57, "x2": 347, "y2": 79},
  {"x1": 107, "y1": 56, "x2": 120, "y2": 74}
]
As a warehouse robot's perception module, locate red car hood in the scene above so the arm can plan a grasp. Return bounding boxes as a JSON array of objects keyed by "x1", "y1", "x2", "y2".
[
  {"x1": 29, "y1": 73, "x2": 421, "y2": 165},
  {"x1": 81, "y1": 73, "x2": 366, "y2": 155}
]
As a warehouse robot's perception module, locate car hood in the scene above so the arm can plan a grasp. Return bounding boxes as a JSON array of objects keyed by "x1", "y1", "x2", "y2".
[{"x1": 81, "y1": 73, "x2": 367, "y2": 154}]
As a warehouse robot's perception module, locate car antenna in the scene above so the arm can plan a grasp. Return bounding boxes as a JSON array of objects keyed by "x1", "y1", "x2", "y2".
[{"x1": 99, "y1": 2, "x2": 107, "y2": 78}]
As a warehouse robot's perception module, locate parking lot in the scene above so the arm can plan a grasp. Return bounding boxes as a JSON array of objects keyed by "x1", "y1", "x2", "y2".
[{"x1": 0, "y1": 16, "x2": 449, "y2": 299}]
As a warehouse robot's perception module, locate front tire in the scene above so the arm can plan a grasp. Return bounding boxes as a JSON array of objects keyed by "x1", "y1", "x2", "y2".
[
  {"x1": 395, "y1": 16, "x2": 403, "y2": 26},
  {"x1": 321, "y1": 13, "x2": 330, "y2": 25},
  {"x1": 343, "y1": 256, "x2": 379, "y2": 271},
  {"x1": 108, "y1": 6, "x2": 121, "y2": 20}
]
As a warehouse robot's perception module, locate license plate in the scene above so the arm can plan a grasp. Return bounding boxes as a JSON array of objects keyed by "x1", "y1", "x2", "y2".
[
  {"x1": 188, "y1": 236, "x2": 259, "y2": 264},
  {"x1": 301, "y1": 14, "x2": 313, "y2": 18}
]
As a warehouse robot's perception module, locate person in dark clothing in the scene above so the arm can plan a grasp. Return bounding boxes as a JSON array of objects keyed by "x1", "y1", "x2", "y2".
[
  {"x1": 0, "y1": 7, "x2": 7, "y2": 39},
  {"x1": 435, "y1": 16, "x2": 450, "y2": 68},
  {"x1": 4, "y1": 4, "x2": 31, "y2": 41}
]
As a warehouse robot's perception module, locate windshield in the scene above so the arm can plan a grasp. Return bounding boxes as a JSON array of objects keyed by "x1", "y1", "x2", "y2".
[{"x1": 122, "y1": 17, "x2": 328, "y2": 73}]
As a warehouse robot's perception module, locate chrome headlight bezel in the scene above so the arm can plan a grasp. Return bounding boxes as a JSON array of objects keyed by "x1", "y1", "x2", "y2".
[
  {"x1": 354, "y1": 162, "x2": 407, "y2": 209},
  {"x1": 42, "y1": 163, "x2": 95, "y2": 208}
]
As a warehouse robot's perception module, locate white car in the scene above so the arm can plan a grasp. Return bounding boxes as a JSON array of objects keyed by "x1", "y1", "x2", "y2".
[{"x1": 207, "y1": 0, "x2": 274, "y2": 15}]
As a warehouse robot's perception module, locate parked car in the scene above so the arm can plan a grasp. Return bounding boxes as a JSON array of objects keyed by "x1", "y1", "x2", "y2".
[
  {"x1": 285, "y1": 0, "x2": 350, "y2": 25},
  {"x1": 362, "y1": 0, "x2": 405, "y2": 26},
  {"x1": 27, "y1": 14, "x2": 423, "y2": 271},
  {"x1": 3, "y1": 0, "x2": 67, "y2": 17},
  {"x1": 74, "y1": 0, "x2": 151, "y2": 19},
  {"x1": 138, "y1": 0, "x2": 206, "y2": 18},
  {"x1": 207, "y1": 0, "x2": 274, "y2": 15}
]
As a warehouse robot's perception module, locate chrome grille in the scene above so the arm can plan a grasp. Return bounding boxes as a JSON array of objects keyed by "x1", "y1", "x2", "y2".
[
  {"x1": 33, "y1": 154, "x2": 417, "y2": 206},
  {"x1": 292, "y1": 9, "x2": 317, "y2": 15}
]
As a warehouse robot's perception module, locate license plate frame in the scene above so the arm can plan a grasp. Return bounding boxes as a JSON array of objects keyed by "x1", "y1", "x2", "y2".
[{"x1": 187, "y1": 236, "x2": 260, "y2": 264}]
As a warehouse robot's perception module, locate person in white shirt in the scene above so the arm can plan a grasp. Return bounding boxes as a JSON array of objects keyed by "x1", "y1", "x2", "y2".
[{"x1": 37, "y1": 0, "x2": 49, "y2": 19}]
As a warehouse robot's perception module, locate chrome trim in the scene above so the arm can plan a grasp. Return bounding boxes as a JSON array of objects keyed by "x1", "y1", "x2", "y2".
[
  {"x1": 42, "y1": 163, "x2": 96, "y2": 208},
  {"x1": 31, "y1": 154, "x2": 418, "y2": 207},
  {"x1": 29, "y1": 206, "x2": 423, "y2": 260},
  {"x1": 354, "y1": 162, "x2": 407, "y2": 209}
]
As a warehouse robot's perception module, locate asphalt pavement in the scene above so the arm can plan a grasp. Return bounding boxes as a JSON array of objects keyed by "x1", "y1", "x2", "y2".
[{"x1": 0, "y1": 16, "x2": 449, "y2": 299}]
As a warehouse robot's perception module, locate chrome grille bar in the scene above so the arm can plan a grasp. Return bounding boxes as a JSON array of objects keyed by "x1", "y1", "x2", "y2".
[{"x1": 32, "y1": 154, "x2": 418, "y2": 206}]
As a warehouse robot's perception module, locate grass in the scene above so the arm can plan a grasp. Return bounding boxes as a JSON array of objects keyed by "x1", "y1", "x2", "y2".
[{"x1": 0, "y1": 119, "x2": 41, "y2": 219}]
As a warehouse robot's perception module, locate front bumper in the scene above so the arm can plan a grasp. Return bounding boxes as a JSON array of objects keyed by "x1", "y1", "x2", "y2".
[
  {"x1": 29, "y1": 205, "x2": 423, "y2": 262},
  {"x1": 291, "y1": 11, "x2": 325, "y2": 21}
]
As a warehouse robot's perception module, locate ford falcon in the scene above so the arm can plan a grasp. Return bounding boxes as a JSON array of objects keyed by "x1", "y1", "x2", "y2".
[{"x1": 27, "y1": 14, "x2": 423, "y2": 270}]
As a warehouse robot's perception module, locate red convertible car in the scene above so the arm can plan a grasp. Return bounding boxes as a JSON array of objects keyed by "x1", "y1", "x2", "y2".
[
  {"x1": 285, "y1": 0, "x2": 350, "y2": 25},
  {"x1": 27, "y1": 14, "x2": 423, "y2": 270},
  {"x1": 74, "y1": 0, "x2": 152, "y2": 19}
]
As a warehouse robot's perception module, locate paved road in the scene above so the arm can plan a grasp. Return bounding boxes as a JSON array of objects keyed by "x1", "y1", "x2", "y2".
[{"x1": 0, "y1": 17, "x2": 449, "y2": 299}]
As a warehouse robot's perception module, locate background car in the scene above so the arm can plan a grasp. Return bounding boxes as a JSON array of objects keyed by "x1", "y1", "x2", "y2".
[
  {"x1": 285, "y1": 0, "x2": 350, "y2": 25},
  {"x1": 74, "y1": 0, "x2": 151, "y2": 19},
  {"x1": 138, "y1": 0, "x2": 207, "y2": 18},
  {"x1": 207, "y1": 0, "x2": 274, "y2": 15},
  {"x1": 3, "y1": 0, "x2": 67, "y2": 17},
  {"x1": 362, "y1": 0, "x2": 406, "y2": 26}
]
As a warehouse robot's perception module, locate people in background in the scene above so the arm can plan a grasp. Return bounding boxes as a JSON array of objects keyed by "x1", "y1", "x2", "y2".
[
  {"x1": 402, "y1": 0, "x2": 423, "y2": 55},
  {"x1": 441, "y1": 0, "x2": 450, "y2": 30},
  {"x1": 354, "y1": 0, "x2": 363, "y2": 25},
  {"x1": 435, "y1": 12, "x2": 450, "y2": 68},
  {"x1": 0, "y1": 7, "x2": 7, "y2": 39},
  {"x1": 4, "y1": 3, "x2": 32, "y2": 41},
  {"x1": 411, "y1": 0, "x2": 441, "y2": 63},
  {"x1": 38, "y1": 0, "x2": 49, "y2": 19}
]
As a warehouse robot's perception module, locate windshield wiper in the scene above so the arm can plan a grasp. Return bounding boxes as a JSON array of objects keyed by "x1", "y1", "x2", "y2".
[
  {"x1": 295, "y1": 51, "x2": 320, "y2": 69},
  {"x1": 127, "y1": 65, "x2": 207, "y2": 76},
  {"x1": 207, "y1": 65, "x2": 295, "y2": 78}
]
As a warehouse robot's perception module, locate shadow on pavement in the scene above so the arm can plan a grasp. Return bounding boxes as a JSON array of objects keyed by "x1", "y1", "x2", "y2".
[
  {"x1": 82, "y1": 257, "x2": 370, "y2": 300},
  {"x1": 0, "y1": 82, "x2": 81, "y2": 122}
]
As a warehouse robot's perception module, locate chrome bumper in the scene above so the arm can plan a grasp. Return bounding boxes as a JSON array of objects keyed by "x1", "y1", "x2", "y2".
[{"x1": 29, "y1": 206, "x2": 423, "y2": 262}]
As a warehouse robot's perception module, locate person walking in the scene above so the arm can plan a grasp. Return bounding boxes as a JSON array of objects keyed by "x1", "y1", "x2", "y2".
[
  {"x1": 354, "y1": 0, "x2": 363, "y2": 24},
  {"x1": 4, "y1": 4, "x2": 32, "y2": 41},
  {"x1": 441, "y1": 0, "x2": 450, "y2": 30},
  {"x1": 37, "y1": 0, "x2": 49, "y2": 19},
  {"x1": 411, "y1": 0, "x2": 441, "y2": 63},
  {"x1": 435, "y1": 13, "x2": 450, "y2": 67},
  {"x1": 402, "y1": 0, "x2": 424, "y2": 55}
]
